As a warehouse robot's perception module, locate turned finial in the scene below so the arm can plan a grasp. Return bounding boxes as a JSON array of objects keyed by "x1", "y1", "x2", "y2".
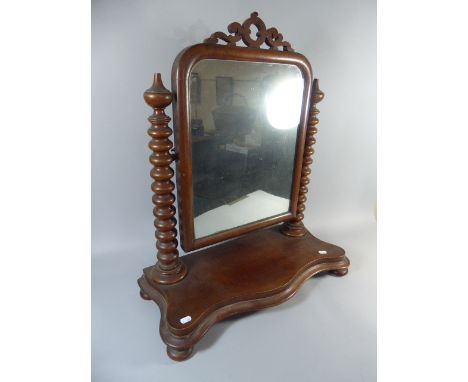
[
  {"x1": 312, "y1": 79, "x2": 324, "y2": 103},
  {"x1": 144, "y1": 73, "x2": 173, "y2": 109},
  {"x1": 142, "y1": 73, "x2": 187, "y2": 285}
]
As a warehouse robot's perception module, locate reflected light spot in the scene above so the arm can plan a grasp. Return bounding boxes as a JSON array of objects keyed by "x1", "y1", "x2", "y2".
[{"x1": 265, "y1": 77, "x2": 304, "y2": 130}]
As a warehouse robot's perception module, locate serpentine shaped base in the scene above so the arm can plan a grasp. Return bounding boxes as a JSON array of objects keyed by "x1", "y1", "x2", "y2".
[{"x1": 138, "y1": 225, "x2": 349, "y2": 361}]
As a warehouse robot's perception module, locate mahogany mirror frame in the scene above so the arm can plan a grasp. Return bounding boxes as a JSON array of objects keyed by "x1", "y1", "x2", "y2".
[{"x1": 171, "y1": 44, "x2": 313, "y2": 251}]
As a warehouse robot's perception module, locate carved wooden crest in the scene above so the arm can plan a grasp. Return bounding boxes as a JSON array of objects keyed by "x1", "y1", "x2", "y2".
[{"x1": 204, "y1": 12, "x2": 294, "y2": 52}]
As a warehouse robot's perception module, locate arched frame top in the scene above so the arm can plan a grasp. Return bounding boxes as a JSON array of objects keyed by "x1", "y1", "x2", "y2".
[{"x1": 171, "y1": 43, "x2": 314, "y2": 252}]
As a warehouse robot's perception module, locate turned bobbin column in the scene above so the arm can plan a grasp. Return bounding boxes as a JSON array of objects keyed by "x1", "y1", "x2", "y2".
[
  {"x1": 281, "y1": 79, "x2": 325, "y2": 237},
  {"x1": 143, "y1": 73, "x2": 187, "y2": 284}
]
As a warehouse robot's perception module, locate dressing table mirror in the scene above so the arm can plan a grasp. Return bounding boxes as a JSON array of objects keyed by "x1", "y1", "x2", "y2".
[{"x1": 138, "y1": 12, "x2": 349, "y2": 361}]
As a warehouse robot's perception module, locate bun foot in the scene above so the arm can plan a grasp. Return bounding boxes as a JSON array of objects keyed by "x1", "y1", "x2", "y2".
[
  {"x1": 139, "y1": 289, "x2": 151, "y2": 300},
  {"x1": 167, "y1": 346, "x2": 193, "y2": 361},
  {"x1": 329, "y1": 268, "x2": 348, "y2": 277}
]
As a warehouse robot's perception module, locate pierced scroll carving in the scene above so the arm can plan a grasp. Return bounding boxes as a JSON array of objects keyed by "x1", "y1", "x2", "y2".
[{"x1": 204, "y1": 12, "x2": 294, "y2": 52}]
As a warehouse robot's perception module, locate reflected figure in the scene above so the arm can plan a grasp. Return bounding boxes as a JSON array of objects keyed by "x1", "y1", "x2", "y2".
[{"x1": 189, "y1": 60, "x2": 304, "y2": 238}]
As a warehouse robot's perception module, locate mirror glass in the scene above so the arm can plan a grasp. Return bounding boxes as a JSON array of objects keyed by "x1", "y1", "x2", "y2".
[{"x1": 189, "y1": 59, "x2": 304, "y2": 239}]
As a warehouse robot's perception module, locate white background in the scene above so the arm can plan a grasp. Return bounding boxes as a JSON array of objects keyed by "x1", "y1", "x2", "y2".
[
  {"x1": 2, "y1": 0, "x2": 467, "y2": 382},
  {"x1": 91, "y1": 0, "x2": 376, "y2": 381}
]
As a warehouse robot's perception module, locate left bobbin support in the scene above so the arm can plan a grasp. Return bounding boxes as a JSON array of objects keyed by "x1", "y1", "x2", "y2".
[{"x1": 143, "y1": 73, "x2": 187, "y2": 284}]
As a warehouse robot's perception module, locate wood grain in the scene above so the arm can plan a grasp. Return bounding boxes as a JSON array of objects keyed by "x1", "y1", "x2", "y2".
[{"x1": 138, "y1": 225, "x2": 349, "y2": 361}]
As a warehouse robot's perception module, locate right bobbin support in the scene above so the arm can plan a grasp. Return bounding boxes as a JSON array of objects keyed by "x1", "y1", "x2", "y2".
[{"x1": 281, "y1": 78, "x2": 324, "y2": 237}]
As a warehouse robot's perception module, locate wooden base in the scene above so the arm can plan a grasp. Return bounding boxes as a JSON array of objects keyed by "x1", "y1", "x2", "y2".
[{"x1": 138, "y1": 225, "x2": 349, "y2": 361}]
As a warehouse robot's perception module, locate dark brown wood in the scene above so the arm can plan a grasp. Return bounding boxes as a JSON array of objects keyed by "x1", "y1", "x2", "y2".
[
  {"x1": 139, "y1": 12, "x2": 349, "y2": 361},
  {"x1": 138, "y1": 225, "x2": 349, "y2": 361},
  {"x1": 171, "y1": 43, "x2": 313, "y2": 251},
  {"x1": 204, "y1": 11, "x2": 294, "y2": 52},
  {"x1": 281, "y1": 79, "x2": 324, "y2": 237},
  {"x1": 143, "y1": 73, "x2": 187, "y2": 284}
]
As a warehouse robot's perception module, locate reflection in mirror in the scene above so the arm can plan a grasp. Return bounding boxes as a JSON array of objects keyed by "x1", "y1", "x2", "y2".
[{"x1": 189, "y1": 59, "x2": 304, "y2": 239}]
